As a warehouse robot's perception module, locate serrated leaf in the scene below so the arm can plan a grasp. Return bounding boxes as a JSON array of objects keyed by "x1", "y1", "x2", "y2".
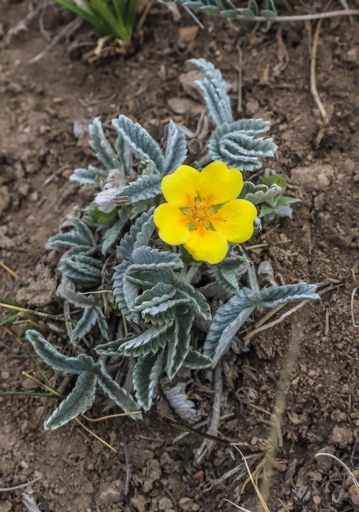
[
  {"x1": 101, "y1": 211, "x2": 129, "y2": 255},
  {"x1": 59, "y1": 253, "x2": 103, "y2": 287},
  {"x1": 115, "y1": 134, "x2": 132, "y2": 175},
  {"x1": 69, "y1": 165, "x2": 108, "y2": 186},
  {"x1": 166, "y1": 308, "x2": 194, "y2": 379},
  {"x1": 126, "y1": 267, "x2": 175, "y2": 287},
  {"x1": 97, "y1": 361, "x2": 141, "y2": 418},
  {"x1": 70, "y1": 306, "x2": 98, "y2": 343},
  {"x1": 116, "y1": 208, "x2": 155, "y2": 263},
  {"x1": 116, "y1": 175, "x2": 162, "y2": 204},
  {"x1": 132, "y1": 283, "x2": 176, "y2": 311},
  {"x1": 245, "y1": 184, "x2": 283, "y2": 208},
  {"x1": 213, "y1": 255, "x2": 249, "y2": 294},
  {"x1": 57, "y1": 286, "x2": 96, "y2": 307},
  {"x1": 183, "y1": 349, "x2": 213, "y2": 369},
  {"x1": 258, "y1": 283, "x2": 319, "y2": 309},
  {"x1": 209, "y1": 130, "x2": 277, "y2": 172},
  {"x1": 132, "y1": 246, "x2": 183, "y2": 269},
  {"x1": 134, "y1": 351, "x2": 165, "y2": 410},
  {"x1": 47, "y1": 217, "x2": 96, "y2": 251},
  {"x1": 119, "y1": 324, "x2": 173, "y2": 357},
  {"x1": 203, "y1": 289, "x2": 255, "y2": 363},
  {"x1": 258, "y1": 173, "x2": 287, "y2": 191},
  {"x1": 143, "y1": 298, "x2": 192, "y2": 325},
  {"x1": 89, "y1": 117, "x2": 122, "y2": 171},
  {"x1": 190, "y1": 58, "x2": 232, "y2": 127},
  {"x1": 112, "y1": 115, "x2": 165, "y2": 174},
  {"x1": 122, "y1": 275, "x2": 141, "y2": 310},
  {"x1": 26, "y1": 330, "x2": 98, "y2": 374},
  {"x1": 45, "y1": 371, "x2": 97, "y2": 430},
  {"x1": 248, "y1": 0, "x2": 258, "y2": 14},
  {"x1": 164, "y1": 121, "x2": 187, "y2": 174},
  {"x1": 113, "y1": 262, "x2": 139, "y2": 323}
]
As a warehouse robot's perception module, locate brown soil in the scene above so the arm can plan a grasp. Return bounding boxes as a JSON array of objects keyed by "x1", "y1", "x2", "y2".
[{"x1": 1, "y1": 2, "x2": 359, "y2": 511}]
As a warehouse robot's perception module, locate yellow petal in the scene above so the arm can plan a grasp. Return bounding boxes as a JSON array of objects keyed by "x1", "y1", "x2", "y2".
[
  {"x1": 154, "y1": 203, "x2": 190, "y2": 245},
  {"x1": 196, "y1": 162, "x2": 243, "y2": 206},
  {"x1": 184, "y1": 227, "x2": 228, "y2": 264},
  {"x1": 161, "y1": 165, "x2": 199, "y2": 208},
  {"x1": 211, "y1": 199, "x2": 257, "y2": 243}
]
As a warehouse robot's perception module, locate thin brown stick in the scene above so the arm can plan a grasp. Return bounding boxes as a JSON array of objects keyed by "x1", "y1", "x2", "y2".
[
  {"x1": 0, "y1": 261, "x2": 21, "y2": 281},
  {"x1": 0, "y1": 477, "x2": 42, "y2": 493},
  {"x1": 309, "y1": 19, "x2": 329, "y2": 125}
]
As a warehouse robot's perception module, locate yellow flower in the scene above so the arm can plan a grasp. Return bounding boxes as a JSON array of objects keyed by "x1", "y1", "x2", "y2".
[{"x1": 154, "y1": 162, "x2": 257, "y2": 264}]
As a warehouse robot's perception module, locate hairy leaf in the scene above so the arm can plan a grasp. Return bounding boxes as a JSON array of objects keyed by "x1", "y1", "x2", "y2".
[
  {"x1": 69, "y1": 165, "x2": 108, "y2": 186},
  {"x1": 89, "y1": 117, "x2": 122, "y2": 171},
  {"x1": 183, "y1": 349, "x2": 213, "y2": 369},
  {"x1": 117, "y1": 208, "x2": 155, "y2": 263},
  {"x1": 143, "y1": 298, "x2": 192, "y2": 325},
  {"x1": 47, "y1": 217, "x2": 96, "y2": 250},
  {"x1": 132, "y1": 247, "x2": 183, "y2": 269},
  {"x1": 45, "y1": 371, "x2": 97, "y2": 430},
  {"x1": 113, "y1": 263, "x2": 139, "y2": 323},
  {"x1": 134, "y1": 351, "x2": 165, "y2": 410},
  {"x1": 174, "y1": 278, "x2": 211, "y2": 320},
  {"x1": 209, "y1": 124, "x2": 277, "y2": 172},
  {"x1": 257, "y1": 283, "x2": 319, "y2": 309},
  {"x1": 164, "y1": 120, "x2": 187, "y2": 174},
  {"x1": 101, "y1": 211, "x2": 129, "y2": 255},
  {"x1": 116, "y1": 174, "x2": 162, "y2": 204},
  {"x1": 119, "y1": 324, "x2": 173, "y2": 357},
  {"x1": 97, "y1": 361, "x2": 141, "y2": 418},
  {"x1": 190, "y1": 58, "x2": 232, "y2": 127},
  {"x1": 59, "y1": 253, "x2": 103, "y2": 287},
  {"x1": 166, "y1": 308, "x2": 194, "y2": 379},
  {"x1": 115, "y1": 133, "x2": 132, "y2": 175},
  {"x1": 26, "y1": 330, "x2": 98, "y2": 374},
  {"x1": 112, "y1": 115, "x2": 165, "y2": 174},
  {"x1": 132, "y1": 283, "x2": 176, "y2": 311},
  {"x1": 213, "y1": 255, "x2": 249, "y2": 294},
  {"x1": 70, "y1": 306, "x2": 98, "y2": 343},
  {"x1": 203, "y1": 289, "x2": 255, "y2": 363},
  {"x1": 56, "y1": 286, "x2": 96, "y2": 307},
  {"x1": 161, "y1": 378, "x2": 201, "y2": 424}
]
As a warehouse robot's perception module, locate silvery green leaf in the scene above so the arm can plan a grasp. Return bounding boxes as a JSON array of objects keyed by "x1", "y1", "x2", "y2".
[
  {"x1": 112, "y1": 115, "x2": 165, "y2": 174},
  {"x1": 143, "y1": 298, "x2": 192, "y2": 325},
  {"x1": 258, "y1": 283, "x2": 319, "y2": 309},
  {"x1": 239, "y1": 181, "x2": 267, "y2": 198},
  {"x1": 203, "y1": 289, "x2": 255, "y2": 363},
  {"x1": 70, "y1": 165, "x2": 108, "y2": 186},
  {"x1": 190, "y1": 58, "x2": 232, "y2": 127},
  {"x1": 96, "y1": 337, "x2": 128, "y2": 355},
  {"x1": 117, "y1": 208, "x2": 155, "y2": 263},
  {"x1": 164, "y1": 121, "x2": 187, "y2": 174},
  {"x1": 134, "y1": 351, "x2": 165, "y2": 410},
  {"x1": 45, "y1": 371, "x2": 97, "y2": 430},
  {"x1": 238, "y1": 7, "x2": 256, "y2": 18},
  {"x1": 70, "y1": 306, "x2": 98, "y2": 343},
  {"x1": 101, "y1": 211, "x2": 129, "y2": 255},
  {"x1": 122, "y1": 275, "x2": 141, "y2": 311},
  {"x1": 97, "y1": 361, "x2": 141, "y2": 418},
  {"x1": 59, "y1": 253, "x2": 102, "y2": 287},
  {"x1": 26, "y1": 330, "x2": 98, "y2": 374},
  {"x1": 166, "y1": 309, "x2": 194, "y2": 379},
  {"x1": 209, "y1": 126, "x2": 277, "y2": 172},
  {"x1": 245, "y1": 184, "x2": 282, "y2": 208},
  {"x1": 113, "y1": 263, "x2": 139, "y2": 322},
  {"x1": 116, "y1": 175, "x2": 162, "y2": 204},
  {"x1": 248, "y1": 0, "x2": 258, "y2": 14},
  {"x1": 199, "y1": 5, "x2": 220, "y2": 14},
  {"x1": 130, "y1": 197, "x2": 158, "y2": 219},
  {"x1": 95, "y1": 307, "x2": 110, "y2": 340},
  {"x1": 132, "y1": 283, "x2": 176, "y2": 311},
  {"x1": 115, "y1": 134, "x2": 132, "y2": 175},
  {"x1": 89, "y1": 117, "x2": 122, "y2": 171},
  {"x1": 119, "y1": 324, "x2": 173, "y2": 357},
  {"x1": 47, "y1": 217, "x2": 96, "y2": 250},
  {"x1": 183, "y1": 349, "x2": 213, "y2": 369},
  {"x1": 132, "y1": 246, "x2": 183, "y2": 269},
  {"x1": 57, "y1": 286, "x2": 96, "y2": 307},
  {"x1": 213, "y1": 255, "x2": 249, "y2": 294},
  {"x1": 174, "y1": 279, "x2": 211, "y2": 319},
  {"x1": 126, "y1": 268, "x2": 174, "y2": 287}
]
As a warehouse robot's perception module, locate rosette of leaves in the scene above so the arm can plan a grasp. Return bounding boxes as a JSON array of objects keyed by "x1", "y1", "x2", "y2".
[{"x1": 240, "y1": 174, "x2": 300, "y2": 220}]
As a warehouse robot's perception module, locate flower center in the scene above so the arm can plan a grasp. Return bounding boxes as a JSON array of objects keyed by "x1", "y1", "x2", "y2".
[{"x1": 186, "y1": 202, "x2": 212, "y2": 230}]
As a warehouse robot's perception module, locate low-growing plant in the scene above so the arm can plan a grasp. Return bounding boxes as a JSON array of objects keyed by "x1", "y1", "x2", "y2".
[
  {"x1": 54, "y1": 0, "x2": 139, "y2": 41},
  {"x1": 21, "y1": 58, "x2": 318, "y2": 432}
]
